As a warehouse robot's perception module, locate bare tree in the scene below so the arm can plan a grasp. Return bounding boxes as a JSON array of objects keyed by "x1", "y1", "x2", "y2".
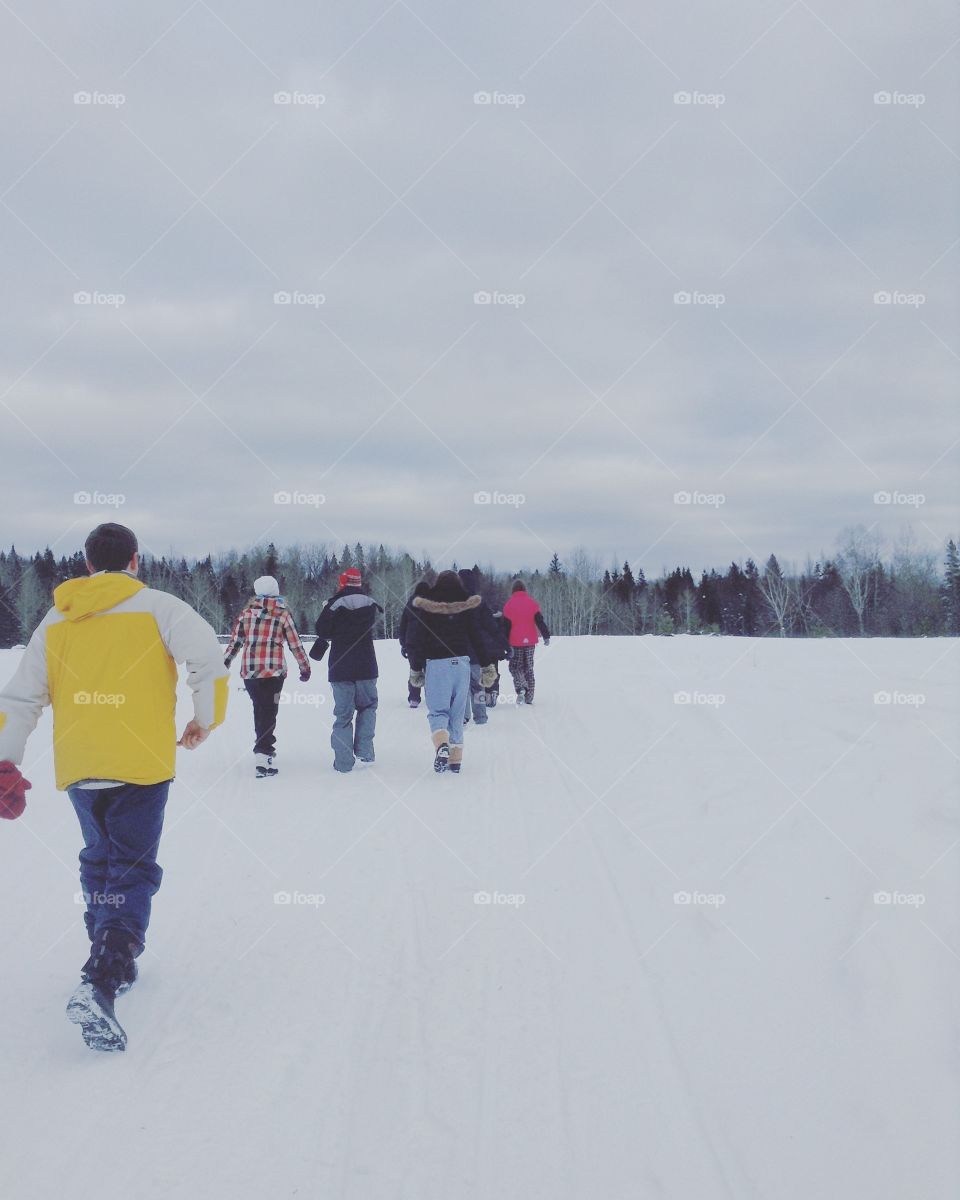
[
  {"x1": 836, "y1": 526, "x2": 883, "y2": 635},
  {"x1": 757, "y1": 554, "x2": 791, "y2": 637}
]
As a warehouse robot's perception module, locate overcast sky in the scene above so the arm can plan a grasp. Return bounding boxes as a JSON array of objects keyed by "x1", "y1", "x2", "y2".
[{"x1": 1, "y1": 1, "x2": 957, "y2": 576}]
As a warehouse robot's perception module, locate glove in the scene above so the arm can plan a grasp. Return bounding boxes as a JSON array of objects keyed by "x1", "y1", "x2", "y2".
[
  {"x1": 299, "y1": 669, "x2": 311, "y2": 683},
  {"x1": 543, "y1": 638, "x2": 550, "y2": 646},
  {"x1": 480, "y1": 663, "x2": 497, "y2": 689},
  {"x1": 502, "y1": 647, "x2": 513, "y2": 662},
  {"x1": 409, "y1": 669, "x2": 425, "y2": 688},
  {"x1": 0, "y1": 761, "x2": 31, "y2": 820},
  {"x1": 400, "y1": 647, "x2": 409, "y2": 659}
]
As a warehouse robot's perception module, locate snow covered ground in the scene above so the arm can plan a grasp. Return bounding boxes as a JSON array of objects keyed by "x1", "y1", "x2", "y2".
[{"x1": 0, "y1": 636, "x2": 957, "y2": 1200}]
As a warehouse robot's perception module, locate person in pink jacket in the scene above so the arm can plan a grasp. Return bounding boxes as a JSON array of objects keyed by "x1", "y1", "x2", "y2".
[{"x1": 501, "y1": 580, "x2": 551, "y2": 705}]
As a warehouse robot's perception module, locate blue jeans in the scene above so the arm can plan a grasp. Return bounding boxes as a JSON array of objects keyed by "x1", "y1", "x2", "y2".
[
  {"x1": 331, "y1": 679, "x2": 378, "y2": 771},
  {"x1": 424, "y1": 657, "x2": 471, "y2": 744},
  {"x1": 468, "y1": 662, "x2": 488, "y2": 724},
  {"x1": 68, "y1": 780, "x2": 171, "y2": 953}
]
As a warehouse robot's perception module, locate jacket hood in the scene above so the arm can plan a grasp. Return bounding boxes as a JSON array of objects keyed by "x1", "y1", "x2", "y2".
[
  {"x1": 54, "y1": 572, "x2": 145, "y2": 622},
  {"x1": 413, "y1": 594, "x2": 481, "y2": 616},
  {"x1": 248, "y1": 596, "x2": 286, "y2": 616}
]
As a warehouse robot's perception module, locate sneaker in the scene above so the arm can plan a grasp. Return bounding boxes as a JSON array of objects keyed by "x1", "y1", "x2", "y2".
[
  {"x1": 433, "y1": 742, "x2": 450, "y2": 773},
  {"x1": 408, "y1": 700, "x2": 420, "y2": 709}
]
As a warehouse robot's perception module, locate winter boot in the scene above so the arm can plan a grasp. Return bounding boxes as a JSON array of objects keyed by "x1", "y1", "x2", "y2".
[
  {"x1": 67, "y1": 929, "x2": 138, "y2": 1052},
  {"x1": 448, "y1": 745, "x2": 463, "y2": 775},
  {"x1": 432, "y1": 729, "x2": 450, "y2": 773},
  {"x1": 255, "y1": 752, "x2": 278, "y2": 779}
]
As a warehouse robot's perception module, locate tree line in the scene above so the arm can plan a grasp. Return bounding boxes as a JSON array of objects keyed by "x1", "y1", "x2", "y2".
[{"x1": 1, "y1": 526, "x2": 958, "y2": 649}]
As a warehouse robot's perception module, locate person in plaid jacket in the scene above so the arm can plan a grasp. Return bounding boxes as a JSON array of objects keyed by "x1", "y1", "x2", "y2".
[{"x1": 223, "y1": 576, "x2": 311, "y2": 777}]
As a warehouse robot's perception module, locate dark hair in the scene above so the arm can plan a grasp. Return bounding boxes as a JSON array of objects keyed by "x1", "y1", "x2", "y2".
[
  {"x1": 432, "y1": 570, "x2": 468, "y2": 602},
  {"x1": 413, "y1": 579, "x2": 432, "y2": 598},
  {"x1": 85, "y1": 523, "x2": 138, "y2": 572},
  {"x1": 511, "y1": 578, "x2": 526, "y2": 593}
]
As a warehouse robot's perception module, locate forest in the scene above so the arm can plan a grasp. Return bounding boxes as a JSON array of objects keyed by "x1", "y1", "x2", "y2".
[{"x1": 1, "y1": 526, "x2": 958, "y2": 648}]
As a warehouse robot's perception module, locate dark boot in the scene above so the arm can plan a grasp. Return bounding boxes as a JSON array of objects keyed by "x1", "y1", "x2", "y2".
[{"x1": 68, "y1": 929, "x2": 137, "y2": 1052}]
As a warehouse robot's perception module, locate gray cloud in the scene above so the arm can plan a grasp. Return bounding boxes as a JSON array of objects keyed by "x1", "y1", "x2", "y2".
[{"x1": 1, "y1": 1, "x2": 957, "y2": 573}]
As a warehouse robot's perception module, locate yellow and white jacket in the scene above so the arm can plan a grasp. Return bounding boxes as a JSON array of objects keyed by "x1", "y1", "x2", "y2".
[{"x1": 0, "y1": 572, "x2": 229, "y2": 790}]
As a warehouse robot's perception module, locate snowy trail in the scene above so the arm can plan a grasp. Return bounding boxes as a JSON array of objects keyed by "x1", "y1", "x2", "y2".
[{"x1": 1, "y1": 637, "x2": 958, "y2": 1199}]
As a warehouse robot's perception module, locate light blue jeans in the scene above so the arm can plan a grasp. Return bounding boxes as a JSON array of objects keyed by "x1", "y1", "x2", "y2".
[
  {"x1": 330, "y1": 679, "x2": 378, "y2": 772},
  {"x1": 424, "y1": 657, "x2": 471, "y2": 745},
  {"x1": 469, "y1": 662, "x2": 488, "y2": 724}
]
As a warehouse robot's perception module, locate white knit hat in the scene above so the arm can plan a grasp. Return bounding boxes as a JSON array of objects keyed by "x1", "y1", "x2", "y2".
[{"x1": 254, "y1": 575, "x2": 280, "y2": 597}]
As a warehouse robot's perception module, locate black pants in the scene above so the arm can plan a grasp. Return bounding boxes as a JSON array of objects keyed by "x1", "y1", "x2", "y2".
[{"x1": 244, "y1": 676, "x2": 285, "y2": 754}]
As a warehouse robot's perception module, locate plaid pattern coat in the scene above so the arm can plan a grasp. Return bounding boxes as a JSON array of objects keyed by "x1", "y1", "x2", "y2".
[{"x1": 224, "y1": 597, "x2": 311, "y2": 679}]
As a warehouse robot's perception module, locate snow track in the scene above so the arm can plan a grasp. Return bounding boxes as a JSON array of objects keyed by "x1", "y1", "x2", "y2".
[{"x1": 0, "y1": 637, "x2": 957, "y2": 1199}]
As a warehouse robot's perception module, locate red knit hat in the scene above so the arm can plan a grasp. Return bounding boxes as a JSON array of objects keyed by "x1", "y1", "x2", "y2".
[{"x1": 339, "y1": 568, "x2": 362, "y2": 589}]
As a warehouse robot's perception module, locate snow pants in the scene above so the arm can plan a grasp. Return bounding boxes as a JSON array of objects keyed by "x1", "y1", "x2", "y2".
[
  {"x1": 424, "y1": 656, "x2": 471, "y2": 745},
  {"x1": 68, "y1": 780, "x2": 171, "y2": 953},
  {"x1": 331, "y1": 679, "x2": 378, "y2": 772},
  {"x1": 509, "y1": 645, "x2": 536, "y2": 701}
]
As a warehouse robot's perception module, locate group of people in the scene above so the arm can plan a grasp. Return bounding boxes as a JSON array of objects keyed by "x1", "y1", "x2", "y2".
[
  {"x1": 0, "y1": 522, "x2": 551, "y2": 1051},
  {"x1": 226, "y1": 565, "x2": 551, "y2": 777}
]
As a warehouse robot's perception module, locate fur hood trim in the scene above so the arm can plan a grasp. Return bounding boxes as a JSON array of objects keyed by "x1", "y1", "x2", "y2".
[{"x1": 413, "y1": 594, "x2": 482, "y2": 616}]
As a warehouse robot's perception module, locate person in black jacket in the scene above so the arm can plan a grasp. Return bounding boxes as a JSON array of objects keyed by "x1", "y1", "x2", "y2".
[
  {"x1": 313, "y1": 568, "x2": 382, "y2": 772},
  {"x1": 406, "y1": 570, "x2": 496, "y2": 774},
  {"x1": 457, "y1": 568, "x2": 509, "y2": 725},
  {"x1": 398, "y1": 578, "x2": 432, "y2": 708}
]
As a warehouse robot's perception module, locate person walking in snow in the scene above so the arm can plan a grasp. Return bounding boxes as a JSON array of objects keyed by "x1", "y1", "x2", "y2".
[
  {"x1": 457, "y1": 567, "x2": 510, "y2": 726},
  {"x1": 406, "y1": 570, "x2": 498, "y2": 774},
  {"x1": 398, "y1": 578, "x2": 432, "y2": 708},
  {"x1": 223, "y1": 575, "x2": 311, "y2": 779},
  {"x1": 0, "y1": 523, "x2": 228, "y2": 1052},
  {"x1": 313, "y1": 567, "x2": 382, "y2": 773},
  {"x1": 502, "y1": 579, "x2": 551, "y2": 706}
]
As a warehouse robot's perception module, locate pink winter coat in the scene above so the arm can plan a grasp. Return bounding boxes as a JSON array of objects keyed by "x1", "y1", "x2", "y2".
[{"x1": 503, "y1": 591, "x2": 545, "y2": 647}]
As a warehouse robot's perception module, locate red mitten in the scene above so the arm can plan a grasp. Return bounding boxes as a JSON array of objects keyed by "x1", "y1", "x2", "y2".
[{"x1": 0, "y1": 761, "x2": 31, "y2": 820}]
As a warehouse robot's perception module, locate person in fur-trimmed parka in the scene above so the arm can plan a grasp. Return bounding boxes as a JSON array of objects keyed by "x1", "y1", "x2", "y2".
[{"x1": 405, "y1": 571, "x2": 497, "y2": 774}]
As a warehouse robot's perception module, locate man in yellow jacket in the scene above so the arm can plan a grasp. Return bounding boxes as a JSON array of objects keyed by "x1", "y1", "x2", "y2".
[{"x1": 0, "y1": 523, "x2": 228, "y2": 1051}]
